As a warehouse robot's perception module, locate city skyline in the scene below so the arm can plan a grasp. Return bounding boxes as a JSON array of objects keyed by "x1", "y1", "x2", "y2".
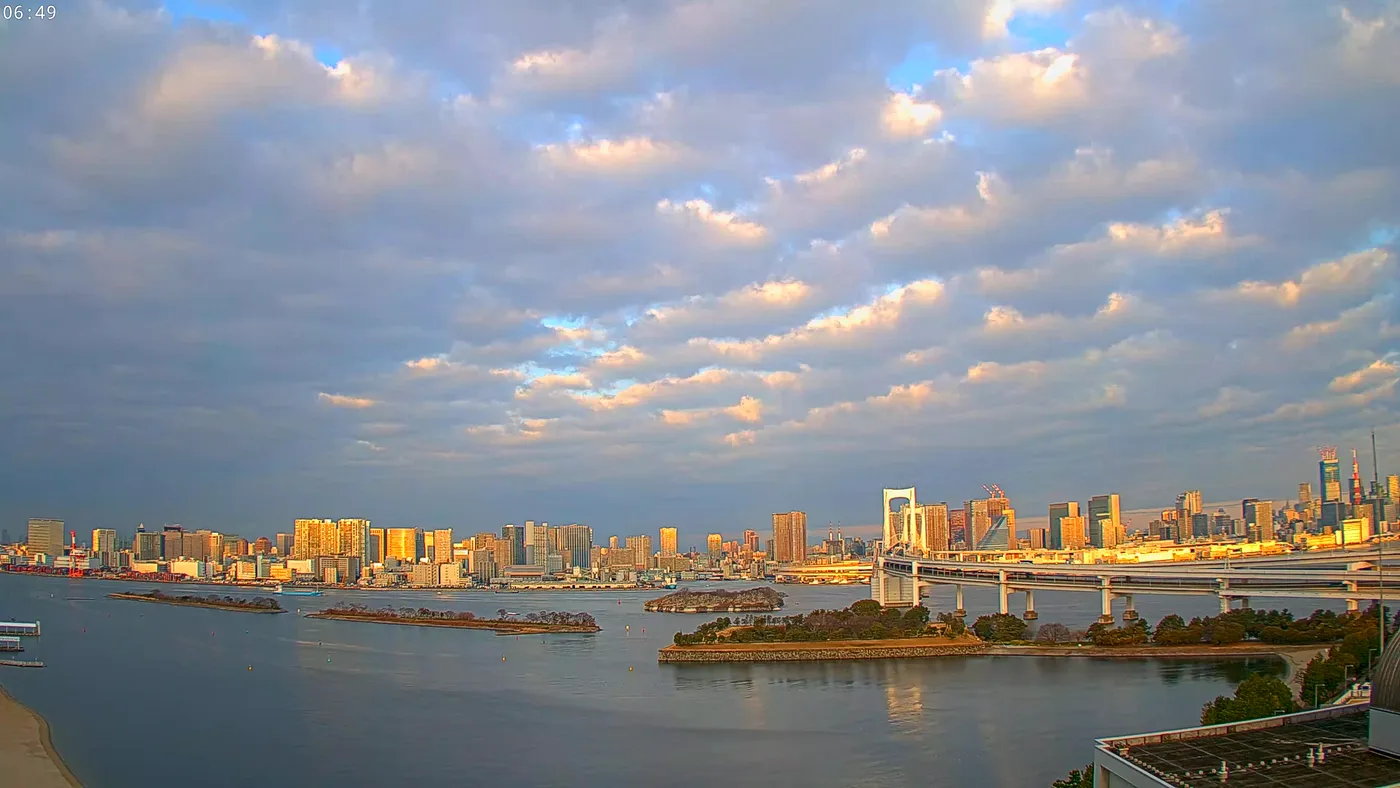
[{"x1": 1, "y1": 2, "x2": 1397, "y2": 538}]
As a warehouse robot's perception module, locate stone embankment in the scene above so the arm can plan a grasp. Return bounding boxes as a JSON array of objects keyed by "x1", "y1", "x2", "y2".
[{"x1": 659, "y1": 638, "x2": 986, "y2": 663}]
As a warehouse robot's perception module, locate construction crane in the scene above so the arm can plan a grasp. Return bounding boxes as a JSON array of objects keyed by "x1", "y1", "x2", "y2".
[{"x1": 981, "y1": 483, "x2": 1007, "y2": 499}]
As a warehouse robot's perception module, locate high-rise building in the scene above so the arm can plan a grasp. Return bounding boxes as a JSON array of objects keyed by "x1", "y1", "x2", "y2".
[
  {"x1": 626, "y1": 535, "x2": 652, "y2": 569},
  {"x1": 433, "y1": 528, "x2": 454, "y2": 564},
  {"x1": 339, "y1": 519, "x2": 371, "y2": 563},
  {"x1": 386, "y1": 527, "x2": 421, "y2": 563},
  {"x1": 963, "y1": 499, "x2": 992, "y2": 549},
  {"x1": 976, "y1": 509, "x2": 1015, "y2": 550},
  {"x1": 608, "y1": 535, "x2": 619, "y2": 550},
  {"x1": 1048, "y1": 502, "x2": 1080, "y2": 550},
  {"x1": 161, "y1": 526, "x2": 184, "y2": 559},
  {"x1": 501, "y1": 525, "x2": 525, "y2": 566},
  {"x1": 293, "y1": 519, "x2": 329, "y2": 560},
  {"x1": 558, "y1": 525, "x2": 592, "y2": 569},
  {"x1": 252, "y1": 536, "x2": 272, "y2": 555},
  {"x1": 1319, "y1": 447, "x2": 1342, "y2": 503},
  {"x1": 1244, "y1": 499, "x2": 1274, "y2": 542},
  {"x1": 1388, "y1": 474, "x2": 1399, "y2": 502},
  {"x1": 26, "y1": 518, "x2": 64, "y2": 556},
  {"x1": 1058, "y1": 515, "x2": 1087, "y2": 550},
  {"x1": 1087, "y1": 494, "x2": 1122, "y2": 549},
  {"x1": 1028, "y1": 528, "x2": 1047, "y2": 549},
  {"x1": 743, "y1": 529, "x2": 759, "y2": 553},
  {"x1": 922, "y1": 503, "x2": 951, "y2": 552},
  {"x1": 659, "y1": 527, "x2": 678, "y2": 557},
  {"x1": 771, "y1": 511, "x2": 807, "y2": 563},
  {"x1": 1298, "y1": 482, "x2": 1313, "y2": 504},
  {"x1": 134, "y1": 525, "x2": 161, "y2": 561},
  {"x1": 707, "y1": 533, "x2": 723, "y2": 557},
  {"x1": 91, "y1": 528, "x2": 118, "y2": 567},
  {"x1": 368, "y1": 528, "x2": 385, "y2": 563}
]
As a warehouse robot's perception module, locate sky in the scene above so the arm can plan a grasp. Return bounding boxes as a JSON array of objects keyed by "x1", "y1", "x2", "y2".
[{"x1": 1, "y1": 0, "x2": 1398, "y2": 544}]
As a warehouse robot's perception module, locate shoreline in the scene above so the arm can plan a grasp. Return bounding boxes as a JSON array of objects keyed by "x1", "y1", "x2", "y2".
[
  {"x1": 304, "y1": 611, "x2": 601, "y2": 635},
  {"x1": 2, "y1": 570, "x2": 665, "y2": 593},
  {"x1": 107, "y1": 592, "x2": 286, "y2": 614},
  {"x1": 0, "y1": 683, "x2": 83, "y2": 788},
  {"x1": 659, "y1": 639, "x2": 1328, "y2": 666}
]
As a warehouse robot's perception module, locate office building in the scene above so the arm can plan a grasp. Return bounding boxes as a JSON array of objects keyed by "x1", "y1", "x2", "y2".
[
  {"x1": 1320, "y1": 447, "x2": 1343, "y2": 503},
  {"x1": 772, "y1": 511, "x2": 808, "y2": 563},
  {"x1": 608, "y1": 535, "x2": 619, "y2": 550},
  {"x1": 1087, "y1": 494, "x2": 1122, "y2": 549},
  {"x1": 469, "y1": 549, "x2": 497, "y2": 582},
  {"x1": 659, "y1": 527, "x2": 678, "y2": 557},
  {"x1": 91, "y1": 529, "x2": 118, "y2": 567},
  {"x1": 1244, "y1": 499, "x2": 1274, "y2": 542},
  {"x1": 27, "y1": 518, "x2": 65, "y2": 556},
  {"x1": 976, "y1": 509, "x2": 1015, "y2": 550},
  {"x1": 134, "y1": 525, "x2": 161, "y2": 561},
  {"x1": 963, "y1": 499, "x2": 992, "y2": 549},
  {"x1": 1058, "y1": 515, "x2": 1087, "y2": 551},
  {"x1": 501, "y1": 525, "x2": 525, "y2": 566},
  {"x1": 338, "y1": 519, "x2": 371, "y2": 562},
  {"x1": 1389, "y1": 474, "x2": 1399, "y2": 502},
  {"x1": 293, "y1": 519, "x2": 328, "y2": 560},
  {"x1": 1028, "y1": 528, "x2": 1047, "y2": 550},
  {"x1": 275, "y1": 532, "x2": 293, "y2": 557},
  {"x1": 161, "y1": 526, "x2": 184, "y2": 559},
  {"x1": 433, "y1": 529, "x2": 454, "y2": 564},
  {"x1": 368, "y1": 528, "x2": 385, "y2": 563},
  {"x1": 626, "y1": 535, "x2": 651, "y2": 569},
  {"x1": 707, "y1": 533, "x2": 723, "y2": 558},
  {"x1": 558, "y1": 525, "x2": 592, "y2": 569},
  {"x1": 492, "y1": 536, "x2": 513, "y2": 573},
  {"x1": 743, "y1": 529, "x2": 759, "y2": 553},
  {"x1": 386, "y1": 527, "x2": 421, "y2": 563}
]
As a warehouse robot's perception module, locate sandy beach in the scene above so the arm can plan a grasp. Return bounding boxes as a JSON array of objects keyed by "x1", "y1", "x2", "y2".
[{"x1": 0, "y1": 683, "x2": 83, "y2": 787}]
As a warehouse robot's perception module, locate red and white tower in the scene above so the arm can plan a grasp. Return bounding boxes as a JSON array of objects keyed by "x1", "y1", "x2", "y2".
[{"x1": 1351, "y1": 447, "x2": 1366, "y2": 505}]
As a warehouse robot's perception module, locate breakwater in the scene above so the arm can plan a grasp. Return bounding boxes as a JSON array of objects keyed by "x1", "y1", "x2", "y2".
[{"x1": 659, "y1": 639, "x2": 986, "y2": 663}]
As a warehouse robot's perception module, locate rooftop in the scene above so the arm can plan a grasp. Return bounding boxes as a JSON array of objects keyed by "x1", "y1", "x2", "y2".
[{"x1": 1097, "y1": 706, "x2": 1400, "y2": 788}]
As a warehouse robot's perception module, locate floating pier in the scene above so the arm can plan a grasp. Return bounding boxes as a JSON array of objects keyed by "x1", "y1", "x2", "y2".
[
  {"x1": 0, "y1": 621, "x2": 40, "y2": 637},
  {"x1": 0, "y1": 636, "x2": 23, "y2": 653}
]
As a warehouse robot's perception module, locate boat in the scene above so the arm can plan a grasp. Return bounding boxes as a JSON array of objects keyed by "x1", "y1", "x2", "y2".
[
  {"x1": 274, "y1": 584, "x2": 323, "y2": 597},
  {"x1": 494, "y1": 588, "x2": 520, "y2": 594}
]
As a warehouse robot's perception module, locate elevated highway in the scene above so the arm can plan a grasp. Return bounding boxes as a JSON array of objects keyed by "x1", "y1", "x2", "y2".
[{"x1": 872, "y1": 546, "x2": 1399, "y2": 622}]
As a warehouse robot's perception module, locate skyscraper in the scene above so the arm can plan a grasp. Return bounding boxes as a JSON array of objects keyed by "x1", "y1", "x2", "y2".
[
  {"x1": 1389, "y1": 475, "x2": 1399, "y2": 502},
  {"x1": 559, "y1": 525, "x2": 592, "y2": 569},
  {"x1": 386, "y1": 527, "x2": 421, "y2": 563},
  {"x1": 1244, "y1": 499, "x2": 1274, "y2": 542},
  {"x1": 963, "y1": 499, "x2": 992, "y2": 549},
  {"x1": 501, "y1": 525, "x2": 525, "y2": 566},
  {"x1": 659, "y1": 527, "x2": 678, "y2": 557},
  {"x1": 161, "y1": 526, "x2": 184, "y2": 559},
  {"x1": 275, "y1": 532, "x2": 293, "y2": 557},
  {"x1": 293, "y1": 518, "x2": 329, "y2": 560},
  {"x1": 91, "y1": 528, "x2": 118, "y2": 567},
  {"x1": 339, "y1": 519, "x2": 371, "y2": 563},
  {"x1": 626, "y1": 535, "x2": 652, "y2": 569},
  {"x1": 771, "y1": 511, "x2": 807, "y2": 563},
  {"x1": 1320, "y1": 447, "x2": 1342, "y2": 503},
  {"x1": 1048, "y1": 502, "x2": 1080, "y2": 550},
  {"x1": 433, "y1": 528, "x2": 454, "y2": 564},
  {"x1": 1058, "y1": 515, "x2": 1087, "y2": 550},
  {"x1": 368, "y1": 528, "x2": 385, "y2": 563},
  {"x1": 26, "y1": 518, "x2": 64, "y2": 556},
  {"x1": 922, "y1": 503, "x2": 951, "y2": 552},
  {"x1": 743, "y1": 529, "x2": 759, "y2": 553},
  {"x1": 707, "y1": 533, "x2": 723, "y2": 557},
  {"x1": 1087, "y1": 494, "x2": 1122, "y2": 549},
  {"x1": 134, "y1": 525, "x2": 161, "y2": 561}
]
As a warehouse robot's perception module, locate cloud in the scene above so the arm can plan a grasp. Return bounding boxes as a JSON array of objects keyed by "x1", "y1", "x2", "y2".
[{"x1": 2, "y1": 0, "x2": 1397, "y2": 540}]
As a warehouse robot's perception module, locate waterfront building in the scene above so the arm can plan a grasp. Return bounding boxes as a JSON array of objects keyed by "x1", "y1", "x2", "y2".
[
  {"x1": 318, "y1": 555, "x2": 362, "y2": 583},
  {"x1": 659, "y1": 527, "x2": 678, "y2": 557},
  {"x1": 91, "y1": 528, "x2": 118, "y2": 567},
  {"x1": 339, "y1": 519, "x2": 371, "y2": 563},
  {"x1": 161, "y1": 526, "x2": 184, "y2": 559},
  {"x1": 134, "y1": 525, "x2": 161, "y2": 561},
  {"x1": 557, "y1": 525, "x2": 591, "y2": 569},
  {"x1": 386, "y1": 527, "x2": 421, "y2": 563},
  {"x1": 433, "y1": 528, "x2": 454, "y2": 564},
  {"x1": 27, "y1": 518, "x2": 64, "y2": 556},
  {"x1": 772, "y1": 511, "x2": 807, "y2": 563},
  {"x1": 469, "y1": 549, "x2": 497, "y2": 582},
  {"x1": 1087, "y1": 494, "x2": 1122, "y2": 549}
]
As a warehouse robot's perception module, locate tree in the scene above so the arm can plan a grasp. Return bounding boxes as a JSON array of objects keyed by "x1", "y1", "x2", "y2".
[
  {"x1": 901, "y1": 605, "x2": 931, "y2": 631},
  {"x1": 1051, "y1": 765, "x2": 1093, "y2": 787},
  {"x1": 1035, "y1": 622, "x2": 1073, "y2": 644},
  {"x1": 936, "y1": 612, "x2": 967, "y2": 637},
  {"x1": 1200, "y1": 673, "x2": 1297, "y2": 725},
  {"x1": 972, "y1": 613, "x2": 1028, "y2": 643},
  {"x1": 850, "y1": 599, "x2": 883, "y2": 617}
]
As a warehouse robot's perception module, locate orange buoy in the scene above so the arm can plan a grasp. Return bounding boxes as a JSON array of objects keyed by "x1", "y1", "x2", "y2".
[{"x1": 502, "y1": 656, "x2": 506, "y2": 661}]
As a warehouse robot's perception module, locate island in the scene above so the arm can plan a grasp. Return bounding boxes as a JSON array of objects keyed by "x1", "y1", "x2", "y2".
[
  {"x1": 304, "y1": 602, "x2": 601, "y2": 634},
  {"x1": 108, "y1": 589, "x2": 286, "y2": 614},
  {"x1": 644, "y1": 587, "x2": 784, "y2": 613}
]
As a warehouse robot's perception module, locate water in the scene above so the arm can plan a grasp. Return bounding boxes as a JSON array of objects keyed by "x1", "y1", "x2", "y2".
[{"x1": 0, "y1": 575, "x2": 1304, "y2": 788}]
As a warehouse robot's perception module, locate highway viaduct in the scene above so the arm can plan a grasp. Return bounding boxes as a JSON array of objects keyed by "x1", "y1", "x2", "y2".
[{"x1": 872, "y1": 546, "x2": 1400, "y2": 623}]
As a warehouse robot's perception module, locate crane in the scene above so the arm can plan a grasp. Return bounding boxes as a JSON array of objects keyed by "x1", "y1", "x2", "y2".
[
  {"x1": 981, "y1": 483, "x2": 1007, "y2": 499},
  {"x1": 68, "y1": 530, "x2": 86, "y2": 577}
]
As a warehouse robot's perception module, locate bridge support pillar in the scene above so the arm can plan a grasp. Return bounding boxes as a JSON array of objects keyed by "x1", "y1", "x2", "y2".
[
  {"x1": 954, "y1": 585, "x2": 965, "y2": 617},
  {"x1": 1023, "y1": 589, "x2": 1037, "y2": 620},
  {"x1": 1218, "y1": 578, "x2": 1231, "y2": 613},
  {"x1": 872, "y1": 565, "x2": 916, "y2": 608},
  {"x1": 998, "y1": 570, "x2": 1009, "y2": 616},
  {"x1": 1219, "y1": 595, "x2": 1231, "y2": 613},
  {"x1": 1345, "y1": 580, "x2": 1359, "y2": 613},
  {"x1": 1122, "y1": 595, "x2": 1139, "y2": 621},
  {"x1": 1098, "y1": 579, "x2": 1114, "y2": 624}
]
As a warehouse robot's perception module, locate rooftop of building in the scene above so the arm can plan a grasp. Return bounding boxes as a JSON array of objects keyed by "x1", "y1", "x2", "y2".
[{"x1": 1097, "y1": 705, "x2": 1400, "y2": 788}]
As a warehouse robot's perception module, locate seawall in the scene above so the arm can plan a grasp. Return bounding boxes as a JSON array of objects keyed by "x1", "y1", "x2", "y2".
[{"x1": 659, "y1": 641, "x2": 987, "y2": 663}]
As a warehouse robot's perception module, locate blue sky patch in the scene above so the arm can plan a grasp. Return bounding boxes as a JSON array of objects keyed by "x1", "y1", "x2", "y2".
[{"x1": 162, "y1": 0, "x2": 247, "y2": 26}]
